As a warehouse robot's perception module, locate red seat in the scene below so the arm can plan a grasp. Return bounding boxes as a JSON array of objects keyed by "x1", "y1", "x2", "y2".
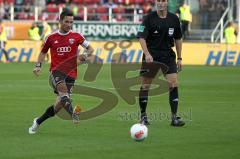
[
  {"x1": 46, "y1": 4, "x2": 59, "y2": 13},
  {"x1": 115, "y1": 15, "x2": 125, "y2": 21},
  {"x1": 72, "y1": 0, "x2": 84, "y2": 3},
  {"x1": 146, "y1": 0, "x2": 155, "y2": 3},
  {"x1": 17, "y1": 12, "x2": 28, "y2": 19},
  {"x1": 58, "y1": 3, "x2": 66, "y2": 8},
  {"x1": 96, "y1": 7, "x2": 108, "y2": 14},
  {"x1": 85, "y1": 0, "x2": 95, "y2": 4},
  {"x1": 135, "y1": 0, "x2": 145, "y2": 4},
  {"x1": 87, "y1": 7, "x2": 96, "y2": 13},
  {"x1": 46, "y1": 13, "x2": 58, "y2": 20},
  {"x1": 28, "y1": 14, "x2": 35, "y2": 20},
  {"x1": 5, "y1": 0, "x2": 14, "y2": 4},
  {"x1": 128, "y1": 0, "x2": 135, "y2": 4},
  {"x1": 77, "y1": 6, "x2": 84, "y2": 14},
  {"x1": 114, "y1": 0, "x2": 126, "y2": 4},
  {"x1": 94, "y1": 0, "x2": 101, "y2": 3},
  {"x1": 99, "y1": 15, "x2": 108, "y2": 21},
  {"x1": 112, "y1": 7, "x2": 125, "y2": 13}
]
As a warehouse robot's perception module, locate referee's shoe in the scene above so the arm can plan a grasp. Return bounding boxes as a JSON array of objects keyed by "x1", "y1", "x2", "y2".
[
  {"x1": 140, "y1": 113, "x2": 150, "y2": 125},
  {"x1": 171, "y1": 117, "x2": 185, "y2": 127}
]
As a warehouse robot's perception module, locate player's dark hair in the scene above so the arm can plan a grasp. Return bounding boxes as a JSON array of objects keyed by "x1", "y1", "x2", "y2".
[{"x1": 59, "y1": 9, "x2": 73, "y2": 21}]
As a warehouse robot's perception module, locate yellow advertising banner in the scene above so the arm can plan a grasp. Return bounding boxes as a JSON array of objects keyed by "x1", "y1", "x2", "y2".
[
  {"x1": 182, "y1": 43, "x2": 240, "y2": 65},
  {"x1": 0, "y1": 41, "x2": 240, "y2": 66}
]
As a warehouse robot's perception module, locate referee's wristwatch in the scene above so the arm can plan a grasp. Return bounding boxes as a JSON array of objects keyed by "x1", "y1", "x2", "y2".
[{"x1": 177, "y1": 57, "x2": 182, "y2": 60}]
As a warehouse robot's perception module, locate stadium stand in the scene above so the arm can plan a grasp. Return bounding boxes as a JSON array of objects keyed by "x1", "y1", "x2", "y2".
[{"x1": 0, "y1": 0, "x2": 237, "y2": 42}]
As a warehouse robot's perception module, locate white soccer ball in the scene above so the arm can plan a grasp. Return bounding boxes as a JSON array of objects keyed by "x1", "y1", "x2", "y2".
[{"x1": 130, "y1": 123, "x2": 148, "y2": 141}]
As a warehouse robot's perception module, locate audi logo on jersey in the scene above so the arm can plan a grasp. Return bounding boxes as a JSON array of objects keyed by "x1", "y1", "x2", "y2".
[{"x1": 57, "y1": 46, "x2": 72, "y2": 53}]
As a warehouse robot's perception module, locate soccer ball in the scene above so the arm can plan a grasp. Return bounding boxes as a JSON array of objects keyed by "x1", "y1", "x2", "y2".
[{"x1": 130, "y1": 123, "x2": 148, "y2": 141}]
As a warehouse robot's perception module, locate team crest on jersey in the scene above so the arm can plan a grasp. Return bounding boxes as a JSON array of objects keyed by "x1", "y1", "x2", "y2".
[
  {"x1": 168, "y1": 28, "x2": 174, "y2": 36},
  {"x1": 69, "y1": 38, "x2": 75, "y2": 44}
]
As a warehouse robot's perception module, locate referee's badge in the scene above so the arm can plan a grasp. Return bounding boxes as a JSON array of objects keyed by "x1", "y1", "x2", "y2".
[
  {"x1": 138, "y1": 25, "x2": 145, "y2": 32},
  {"x1": 168, "y1": 28, "x2": 174, "y2": 36}
]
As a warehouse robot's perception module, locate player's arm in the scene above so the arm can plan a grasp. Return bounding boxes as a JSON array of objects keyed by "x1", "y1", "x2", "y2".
[
  {"x1": 174, "y1": 16, "x2": 183, "y2": 72},
  {"x1": 175, "y1": 39, "x2": 183, "y2": 72},
  {"x1": 33, "y1": 52, "x2": 46, "y2": 76},
  {"x1": 78, "y1": 45, "x2": 94, "y2": 64},
  {"x1": 139, "y1": 38, "x2": 153, "y2": 63},
  {"x1": 33, "y1": 34, "x2": 50, "y2": 76},
  {"x1": 78, "y1": 34, "x2": 95, "y2": 62},
  {"x1": 137, "y1": 15, "x2": 152, "y2": 63},
  {"x1": 84, "y1": 44, "x2": 94, "y2": 56},
  {"x1": 137, "y1": 17, "x2": 153, "y2": 63}
]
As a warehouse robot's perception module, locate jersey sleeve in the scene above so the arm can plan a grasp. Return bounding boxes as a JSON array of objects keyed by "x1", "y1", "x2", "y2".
[
  {"x1": 137, "y1": 15, "x2": 149, "y2": 39},
  {"x1": 77, "y1": 33, "x2": 89, "y2": 48},
  {"x1": 174, "y1": 17, "x2": 182, "y2": 39},
  {"x1": 41, "y1": 35, "x2": 51, "y2": 54}
]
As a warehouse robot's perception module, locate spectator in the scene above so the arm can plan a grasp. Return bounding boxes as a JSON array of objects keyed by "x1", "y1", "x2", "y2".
[
  {"x1": 177, "y1": 1, "x2": 192, "y2": 39},
  {"x1": 199, "y1": 0, "x2": 210, "y2": 29},
  {"x1": 42, "y1": 20, "x2": 52, "y2": 40},
  {"x1": 105, "y1": 0, "x2": 117, "y2": 8},
  {"x1": 224, "y1": 21, "x2": 238, "y2": 44},
  {"x1": 28, "y1": 22, "x2": 41, "y2": 41}
]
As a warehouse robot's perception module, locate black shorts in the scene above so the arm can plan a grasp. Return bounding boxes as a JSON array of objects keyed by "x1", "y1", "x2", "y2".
[
  {"x1": 49, "y1": 70, "x2": 75, "y2": 95},
  {"x1": 140, "y1": 50, "x2": 177, "y2": 78}
]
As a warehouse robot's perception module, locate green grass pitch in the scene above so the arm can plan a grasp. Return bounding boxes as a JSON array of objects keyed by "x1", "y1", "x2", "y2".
[{"x1": 0, "y1": 63, "x2": 239, "y2": 159}]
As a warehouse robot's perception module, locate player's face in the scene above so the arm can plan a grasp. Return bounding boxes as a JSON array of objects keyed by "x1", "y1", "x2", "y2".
[
  {"x1": 155, "y1": 0, "x2": 168, "y2": 11},
  {"x1": 60, "y1": 16, "x2": 74, "y2": 33}
]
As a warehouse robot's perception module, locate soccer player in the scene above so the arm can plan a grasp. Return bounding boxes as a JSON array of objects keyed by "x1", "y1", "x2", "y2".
[
  {"x1": 29, "y1": 9, "x2": 94, "y2": 134},
  {"x1": 137, "y1": 0, "x2": 185, "y2": 127}
]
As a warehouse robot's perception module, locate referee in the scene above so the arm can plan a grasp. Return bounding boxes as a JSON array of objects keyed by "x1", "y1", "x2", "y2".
[{"x1": 137, "y1": 0, "x2": 185, "y2": 127}]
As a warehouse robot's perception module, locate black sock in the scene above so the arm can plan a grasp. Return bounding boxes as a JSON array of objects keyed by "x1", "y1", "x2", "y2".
[
  {"x1": 36, "y1": 105, "x2": 55, "y2": 125},
  {"x1": 169, "y1": 87, "x2": 179, "y2": 119},
  {"x1": 139, "y1": 87, "x2": 149, "y2": 115}
]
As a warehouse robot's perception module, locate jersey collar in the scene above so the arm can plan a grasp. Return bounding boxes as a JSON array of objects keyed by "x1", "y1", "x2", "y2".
[{"x1": 58, "y1": 30, "x2": 71, "y2": 35}]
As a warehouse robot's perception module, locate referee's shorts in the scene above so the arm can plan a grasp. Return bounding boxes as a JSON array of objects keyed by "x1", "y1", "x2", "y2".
[{"x1": 140, "y1": 50, "x2": 177, "y2": 78}]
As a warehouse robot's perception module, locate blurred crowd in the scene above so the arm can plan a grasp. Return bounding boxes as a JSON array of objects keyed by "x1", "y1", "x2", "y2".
[
  {"x1": 199, "y1": 0, "x2": 228, "y2": 29},
  {"x1": 0, "y1": 0, "x2": 235, "y2": 30},
  {"x1": 0, "y1": 0, "x2": 155, "y2": 21}
]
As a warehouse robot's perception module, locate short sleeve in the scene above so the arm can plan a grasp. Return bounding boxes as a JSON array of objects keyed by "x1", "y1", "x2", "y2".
[
  {"x1": 77, "y1": 33, "x2": 89, "y2": 48},
  {"x1": 137, "y1": 15, "x2": 149, "y2": 39},
  {"x1": 174, "y1": 17, "x2": 182, "y2": 39},
  {"x1": 41, "y1": 35, "x2": 51, "y2": 54}
]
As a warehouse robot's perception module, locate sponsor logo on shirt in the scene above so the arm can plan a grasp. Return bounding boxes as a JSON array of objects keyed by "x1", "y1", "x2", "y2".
[{"x1": 57, "y1": 46, "x2": 72, "y2": 54}]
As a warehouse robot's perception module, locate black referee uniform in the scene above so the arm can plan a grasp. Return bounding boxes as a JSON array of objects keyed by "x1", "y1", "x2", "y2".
[
  {"x1": 137, "y1": 10, "x2": 185, "y2": 127},
  {"x1": 137, "y1": 11, "x2": 182, "y2": 76}
]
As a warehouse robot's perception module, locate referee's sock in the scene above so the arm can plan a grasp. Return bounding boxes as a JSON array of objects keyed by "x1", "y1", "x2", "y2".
[
  {"x1": 169, "y1": 87, "x2": 179, "y2": 119},
  {"x1": 37, "y1": 105, "x2": 55, "y2": 125},
  {"x1": 139, "y1": 87, "x2": 149, "y2": 115}
]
